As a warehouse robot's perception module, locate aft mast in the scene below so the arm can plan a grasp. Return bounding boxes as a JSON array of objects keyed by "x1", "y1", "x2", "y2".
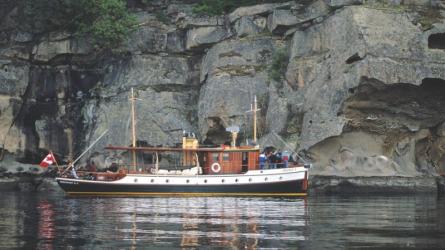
[
  {"x1": 247, "y1": 95, "x2": 260, "y2": 143},
  {"x1": 130, "y1": 88, "x2": 137, "y2": 172}
]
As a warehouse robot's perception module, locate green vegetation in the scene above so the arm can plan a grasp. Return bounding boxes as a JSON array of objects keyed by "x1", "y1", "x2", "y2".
[
  {"x1": 268, "y1": 48, "x2": 289, "y2": 82},
  {"x1": 192, "y1": 0, "x2": 287, "y2": 16},
  {"x1": 76, "y1": 0, "x2": 136, "y2": 49},
  {"x1": 22, "y1": 0, "x2": 136, "y2": 50}
]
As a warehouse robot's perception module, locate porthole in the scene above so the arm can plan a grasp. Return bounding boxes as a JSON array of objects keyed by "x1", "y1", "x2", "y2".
[
  {"x1": 221, "y1": 179, "x2": 225, "y2": 183},
  {"x1": 204, "y1": 179, "x2": 207, "y2": 183},
  {"x1": 150, "y1": 179, "x2": 154, "y2": 183},
  {"x1": 134, "y1": 178, "x2": 138, "y2": 183},
  {"x1": 235, "y1": 179, "x2": 239, "y2": 182},
  {"x1": 265, "y1": 177, "x2": 268, "y2": 181},
  {"x1": 166, "y1": 179, "x2": 169, "y2": 183},
  {"x1": 249, "y1": 178, "x2": 252, "y2": 182},
  {"x1": 279, "y1": 176, "x2": 283, "y2": 180},
  {"x1": 186, "y1": 179, "x2": 190, "y2": 183},
  {"x1": 260, "y1": 170, "x2": 263, "y2": 173}
]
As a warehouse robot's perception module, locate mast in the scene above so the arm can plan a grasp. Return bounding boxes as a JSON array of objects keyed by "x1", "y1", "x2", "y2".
[
  {"x1": 130, "y1": 88, "x2": 137, "y2": 172},
  {"x1": 246, "y1": 95, "x2": 260, "y2": 143},
  {"x1": 253, "y1": 96, "x2": 258, "y2": 142}
]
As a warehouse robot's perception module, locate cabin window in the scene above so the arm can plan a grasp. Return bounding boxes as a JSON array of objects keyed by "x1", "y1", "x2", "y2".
[
  {"x1": 221, "y1": 179, "x2": 225, "y2": 183},
  {"x1": 235, "y1": 179, "x2": 238, "y2": 182},
  {"x1": 222, "y1": 153, "x2": 230, "y2": 161},
  {"x1": 279, "y1": 176, "x2": 283, "y2": 180},
  {"x1": 249, "y1": 178, "x2": 252, "y2": 182},
  {"x1": 204, "y1": 179, "x2": 208, "y2": 183},
  {"x1": 166, "y1": 179, "x2": 169, "y2": 183},
  {"x1": 150, "y1": 179, "x2": 154, "y2": 183},
  {"x1": 212, "y1": 153, "x2": 219, "y2": 162},
  {"x1": 186, "y1": 179, "x2": 190, "y2": 183},
  {"x1": 134, "y1": 178, "x2": 138, "y2": 183},
  {"x1": 265, "y1": 177, "x2": 268, "y2": 181}
]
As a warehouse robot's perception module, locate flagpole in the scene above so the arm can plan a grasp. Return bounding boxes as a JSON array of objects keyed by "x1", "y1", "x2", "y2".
[
  {"x1": 50, "y1": 151, "x2": 59, "y2": 168},
  {"x1": 50, "y1": 150, "x2": 61, "y2": 172}
]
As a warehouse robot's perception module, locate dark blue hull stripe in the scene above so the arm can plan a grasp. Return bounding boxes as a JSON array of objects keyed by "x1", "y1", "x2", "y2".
[{"x1": 57, "y1": 179, "x2": 305, "y2": 194}]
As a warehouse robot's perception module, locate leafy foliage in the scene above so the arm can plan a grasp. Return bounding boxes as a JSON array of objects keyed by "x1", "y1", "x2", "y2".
[
  {"x1": 268, "y1": 48, "x2": 289, "y2": 82},
  {"x1": 76, "y1": 0, "x2": 137, "y2": 50},
  {"x1": 22, "y1": 0, "x2": 136, "y2": 50}
]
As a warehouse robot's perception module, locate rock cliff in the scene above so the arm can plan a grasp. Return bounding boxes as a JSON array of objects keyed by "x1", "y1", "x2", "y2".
[{"x1": 1, "y1": 0, "x2": 444, "y2": 193}]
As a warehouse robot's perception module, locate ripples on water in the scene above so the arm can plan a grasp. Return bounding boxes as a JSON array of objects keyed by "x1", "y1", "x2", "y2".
[{"x1": 1, "y1": 192, "x2": 444, "y2": 249}]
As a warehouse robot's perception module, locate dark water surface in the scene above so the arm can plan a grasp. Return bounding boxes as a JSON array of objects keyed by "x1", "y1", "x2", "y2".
[{"x1": 1, "y1": 192, "x2": 445, "y2": 249}]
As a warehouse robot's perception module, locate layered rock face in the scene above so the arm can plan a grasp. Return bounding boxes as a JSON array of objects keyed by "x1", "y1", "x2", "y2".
[
  {"x1": 286, "y1": 5, "x2": 445, "y2": 193},
  {"x1": 1, "y1": 0, "x2": 444, "y2": 193}
]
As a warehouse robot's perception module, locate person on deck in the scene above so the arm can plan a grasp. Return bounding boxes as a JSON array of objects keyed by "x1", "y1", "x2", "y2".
[
  {"x1": 267, "y1": 151, "x2": 276, "y2": 169},
  {"x1": 70, "y1": 165, "x2": 79, "y2": 179},
  {"x1": 259, "y1": 152, "x2": 266, "y2": 169},
  {"x1": 275, "y1": 151, "x2": 282, "y2": 168},
  {"x1": 282, "y1": 151, "x2": 289, "y2": 168}
]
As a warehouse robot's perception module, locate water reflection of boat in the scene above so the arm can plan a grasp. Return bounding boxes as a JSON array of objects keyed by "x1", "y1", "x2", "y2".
[{"x1": 56, "y1": 90, "x2": 310, "y2": 196}]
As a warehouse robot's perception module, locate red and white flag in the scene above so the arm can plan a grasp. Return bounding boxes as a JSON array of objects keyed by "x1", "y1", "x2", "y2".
[{"x1": 40, "y1": 153, "x2": 55, "y2": 168}]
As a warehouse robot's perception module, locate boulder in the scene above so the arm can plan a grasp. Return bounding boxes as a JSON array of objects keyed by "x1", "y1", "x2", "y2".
[
  {"x1": 267, "y1": 9, "x2": 300, "y2": 34},
  {"x1": 185, "y1": 26, "x2": 231, "y2": 50},
  {"x1": 267, "y1": 0, "x2": 331, "y2": 35},
  {"x1": 308, "y1": 132, "x2": 420, "y2": 177},
  {"x1": 178, "y1": 16, "x2": 225, "y2": 28},
  {"x1": 325, "y1": 0, "x2": 364, "y2": 7},
  {"x1": 32, "y1": 32, "x2": 92, "y2": 62},
  {"x1": 234, "y1": 16, "x2": 266, "y2": 37},
  {"x1": 229, "y1": 2, "x2": 294, "y2": 23}
]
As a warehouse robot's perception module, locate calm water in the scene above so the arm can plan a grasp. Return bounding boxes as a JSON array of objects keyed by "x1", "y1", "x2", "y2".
[{"x1": 1, "y1": 192, "x2": 445, "y2": 249}]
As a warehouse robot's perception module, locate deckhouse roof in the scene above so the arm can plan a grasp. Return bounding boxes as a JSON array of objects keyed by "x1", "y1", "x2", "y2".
[{"x1": 105, "y1": 145, "x2": 260, "y2": 153}]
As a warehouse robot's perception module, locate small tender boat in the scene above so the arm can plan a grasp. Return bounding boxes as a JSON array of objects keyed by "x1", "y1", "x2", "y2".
[{"x1": 56, "y1": 90, "x2": 310, "y2": 196}]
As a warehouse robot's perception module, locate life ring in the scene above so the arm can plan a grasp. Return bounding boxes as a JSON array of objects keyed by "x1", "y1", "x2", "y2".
[{"x1": 211, "y1": 162, "x2": 221, "y2": 173}]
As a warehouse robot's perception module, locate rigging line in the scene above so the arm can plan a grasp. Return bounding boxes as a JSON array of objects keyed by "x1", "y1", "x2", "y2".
[
  {"x1": 270, "y1": 131, "x2": 309, "y2": 164},
  {"x1": 72, "y1": 129, "x2": 108, "y2": 168}
]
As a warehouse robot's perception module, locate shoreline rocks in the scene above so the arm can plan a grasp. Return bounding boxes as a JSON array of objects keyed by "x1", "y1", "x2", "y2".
[
  {"x1": 0, "y1": 175, "x2": 60, "y2": 192},
  {"x1": 309, "y1": 175, "x2": 441, "y2": 195}
]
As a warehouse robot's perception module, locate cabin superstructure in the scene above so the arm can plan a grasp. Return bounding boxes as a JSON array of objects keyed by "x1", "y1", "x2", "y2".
[
  {"x1": 202, "y1": 146, "x2": 259, "y2": 175},
  {"x1": 105, "y1": 133, "x2": 260, "y2": 176}
]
